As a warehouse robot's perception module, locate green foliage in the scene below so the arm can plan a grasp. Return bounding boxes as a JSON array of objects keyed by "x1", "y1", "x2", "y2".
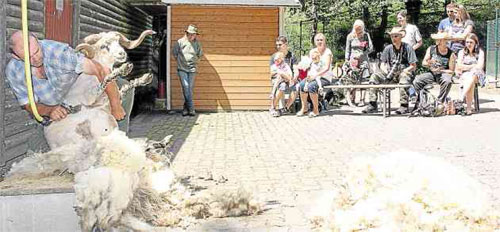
[{"x1": 285, "y1": 0, "x2": 496, "y2": 62}]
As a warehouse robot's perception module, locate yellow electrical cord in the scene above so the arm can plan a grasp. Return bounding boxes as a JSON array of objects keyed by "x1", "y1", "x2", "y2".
[{"x1": 21, "y1": 0, "x2": 43, "y2": 122}]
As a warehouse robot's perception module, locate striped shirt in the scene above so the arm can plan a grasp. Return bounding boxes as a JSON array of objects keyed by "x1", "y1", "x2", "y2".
[{"x1": 6, "y1": 40, "x2": 85, "y2": 106}]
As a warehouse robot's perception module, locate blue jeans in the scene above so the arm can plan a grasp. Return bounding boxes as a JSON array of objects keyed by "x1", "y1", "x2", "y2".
[{"x1": 178, "y1": 70, "x2": 196, "y2": 110}]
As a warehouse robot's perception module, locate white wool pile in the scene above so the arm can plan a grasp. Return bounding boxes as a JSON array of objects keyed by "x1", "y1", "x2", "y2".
[
  {"x1": 7, "y1": 130, "x2": 143, "y2": 178},
  {"x1": 96, "y1": 130, "x2": 147, "y2": 172},
  {"x1": 6, "y1": 128, "x2": 262, "y2": 230},
  {"x1": 7, "y1": 140, "x2": 99, "y2": 178},
  {"x1": 126, "y1": 182, "x2": 262, "y2": 228},
  {"x1": 74, "y1": 167, "x2": 142, "y2": 231},
  {"x1": 310, "y1": 152, "x2": 500, "y2": 232}
]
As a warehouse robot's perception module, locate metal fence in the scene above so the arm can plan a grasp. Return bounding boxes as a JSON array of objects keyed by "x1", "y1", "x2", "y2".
[
  {"x1": 486, "y1": 9, "x2": 500, "y2": 87},
  {"x1": 285, "y1": 20, "x2": 337, "y2": 58}
]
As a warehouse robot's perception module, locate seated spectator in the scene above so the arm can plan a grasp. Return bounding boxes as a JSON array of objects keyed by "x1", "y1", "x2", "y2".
[
  {"x1": 344, "y1": 19, "x2": 373, "y2": 104},
  {"x1": 413, "y1": 32, "x2": 456, "y2": 104},
  {"x1": 269, "y1": 52, "x2": 293, "y2": 117},
  {"x1": 455, "y1": 33, "x2": 485, "y2": 116},
  {"x1": 362, "y1": 27, "x2": 417, "y2": 115},
  {"x1": 438, "y1": 3, "x2": 457, "y2": 32},
  {"x1": 298, "y1": 50, "x2": 326, "y2": 117},
  {"x1": 293, "y1": 56, "x2": 313, "y2": 91},
  {"x1": 296, "y1": 33, "x2": 333, "y2": 117},
  {"x1": 270, "y1": 36, "x2": 298, "y2": 115},
  {"x1": 447, "y1": 5, "x2": 474, "y2": 53}
]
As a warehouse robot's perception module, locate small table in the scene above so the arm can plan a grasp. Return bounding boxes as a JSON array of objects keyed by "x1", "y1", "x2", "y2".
[{"x1": 323, "y1": 84, "x2": 412, "y2": 117}]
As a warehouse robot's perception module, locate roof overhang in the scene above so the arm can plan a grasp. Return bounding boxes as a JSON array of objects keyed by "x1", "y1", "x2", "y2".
[
  {"x1": 128, "y1": 0, "x2": 301, "y2": 16},
  {"x1": 129, "y1": 1, "x2": 170, "y2": 15},
  {"x1": 161, "y1": 0, "x2": 301, "y2": 7}
]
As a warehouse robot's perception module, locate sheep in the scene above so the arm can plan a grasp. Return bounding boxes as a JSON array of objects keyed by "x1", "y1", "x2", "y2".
[
  {"x1": 7, "y1": 128, "x2": 262, "y2": 231},
  {"x1": 6, "y1": 30, "x2": 262, "y2": 231},
  {"x1": 44, "y1": 30, "x2": 154, "y2": 150}
]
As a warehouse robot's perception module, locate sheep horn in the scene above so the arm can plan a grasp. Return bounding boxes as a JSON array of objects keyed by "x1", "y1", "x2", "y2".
[
  {"x1": 75, "y1": 43, "x2": 96, "y2": 59},
  {"x1": 83, "y1": 33, "x2": 103, "y2": 45},
  {"x1": 117, "y1": 30, "x2": 155, "y2": 49}
]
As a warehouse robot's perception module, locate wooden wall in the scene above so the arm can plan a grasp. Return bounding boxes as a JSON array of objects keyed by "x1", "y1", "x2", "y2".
[
  {"x1": 1, "y1": 0, "x2": 48, "y2": 176},
  {"x1": 170, "y1": 6, "x2": 278, "y2": 110},
  {"x1": 0, "y1": 0, "x2": 154, "y2": 175},
  {"x1": 78, "y1": 0, "x2": 153, "y2": 77}
]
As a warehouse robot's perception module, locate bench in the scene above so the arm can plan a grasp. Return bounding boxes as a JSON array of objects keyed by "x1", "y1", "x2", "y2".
[{"x1": 323, "y1": 84, "x2": 412, "y2": 117}]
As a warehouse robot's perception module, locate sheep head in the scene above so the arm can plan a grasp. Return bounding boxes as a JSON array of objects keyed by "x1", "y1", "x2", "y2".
[{"x1": 76, "y1": 30, "x2": 155, "y2": 69}]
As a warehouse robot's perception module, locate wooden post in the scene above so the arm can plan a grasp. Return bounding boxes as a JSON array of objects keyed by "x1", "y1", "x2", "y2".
[
  {"x1": 0, "y1": 0, "x2": 6, "y2": 166},
  {"x1": 72, "y1": 0, "x2": 81, "y2": 48},
  {"x1": 405, "y1": 0, "x2": 422, "y2": 25}
]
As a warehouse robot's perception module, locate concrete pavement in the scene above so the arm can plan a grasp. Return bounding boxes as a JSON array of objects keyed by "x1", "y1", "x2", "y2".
[{"x1": 130, "y1": 87, "x2": 500, "y2": 231}]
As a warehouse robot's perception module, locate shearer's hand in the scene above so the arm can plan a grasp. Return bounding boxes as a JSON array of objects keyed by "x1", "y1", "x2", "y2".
[
  {"x1": 111, "y1": 104, "x2": 126, "y2": 121},
  {"x1": 49, "y1": 105, "x2": 69, "y2": 121}
]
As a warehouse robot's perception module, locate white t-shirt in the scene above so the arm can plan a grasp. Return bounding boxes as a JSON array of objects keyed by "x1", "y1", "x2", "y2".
[
  {"x1": 309, "y1": 47, "x2": 333, "y2": 78},
  {"x1": 402, "y1": 24, "x2": 422, "y2": 49}
]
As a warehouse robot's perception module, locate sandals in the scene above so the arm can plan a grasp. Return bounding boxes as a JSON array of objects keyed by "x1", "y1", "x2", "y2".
[
  {"x1": 270, "y1": 109, "x2": 281, "y2": 117},
  {"x1": 308, "y1": 112, "x2": 318, "y2": 118},
  {"x1": 461, "y1": 110, "x2": 473, "y2": 116},
  {"x1": 296, "y1": 110, "x2": 307, "y2": 117}
]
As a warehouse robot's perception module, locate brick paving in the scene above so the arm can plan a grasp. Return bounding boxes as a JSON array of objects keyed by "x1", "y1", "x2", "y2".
[{"x1": 130, "y1": 87, "x2": 500, "y2": 231}]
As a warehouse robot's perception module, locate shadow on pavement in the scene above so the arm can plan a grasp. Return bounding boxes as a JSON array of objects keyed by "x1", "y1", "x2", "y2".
[{"x1": 129, "y1": 111, "x2": 200, "y2": 158}]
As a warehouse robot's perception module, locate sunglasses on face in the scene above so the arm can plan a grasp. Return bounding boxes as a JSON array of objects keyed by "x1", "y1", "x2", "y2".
[
  {"x1": 390, "y1": 35, "x2": 401, "y2": 38},
  {"x1": 276, "y1": 43, "x2": 284, "y2": 47}
]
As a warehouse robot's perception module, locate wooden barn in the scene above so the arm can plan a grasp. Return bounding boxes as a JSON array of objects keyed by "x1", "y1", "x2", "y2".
[
  {"x1": 133, "y1": 0, "x2": 301, "y2": 111},
  {"x1": 0, "y1": 0, "x2": 153, "y2": 175},
  {"x1": 0, "y1": 0, "x2": 300, "y2": 174}
]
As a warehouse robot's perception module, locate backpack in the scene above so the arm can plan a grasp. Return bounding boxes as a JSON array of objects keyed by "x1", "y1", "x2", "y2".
[{"x1": 411, "y1": 88, "x2": 445, "y2": 117}]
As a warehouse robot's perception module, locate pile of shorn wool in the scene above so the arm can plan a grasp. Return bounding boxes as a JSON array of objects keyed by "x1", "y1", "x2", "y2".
[
  {"x1": 310, "y1": 152, "x2": 500, "y2": 232},
  {"x1": 7, "y1": 130, "x2": 261, "y2": 231}
]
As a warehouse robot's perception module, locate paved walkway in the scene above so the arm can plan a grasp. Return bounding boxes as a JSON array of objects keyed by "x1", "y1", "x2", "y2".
[{"x1": 130, "y1": 88, "x2": 500, "y2": 231}]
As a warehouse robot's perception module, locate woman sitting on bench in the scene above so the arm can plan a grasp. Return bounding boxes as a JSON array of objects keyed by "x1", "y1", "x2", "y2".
[
  {"x1": 455, "y1": 33, "x2": 485, "y2": 116},
  {"x1": 297, "y1": 33, "x2": 333, "y2": 117}
]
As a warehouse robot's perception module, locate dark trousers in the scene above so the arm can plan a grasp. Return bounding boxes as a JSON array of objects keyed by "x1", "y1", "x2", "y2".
[{"x1": 413, "y1": 72, "x2": 452, "y2": 103}]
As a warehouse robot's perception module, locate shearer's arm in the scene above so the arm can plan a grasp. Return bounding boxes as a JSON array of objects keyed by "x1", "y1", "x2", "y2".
[{"x1": 82, "y1": 58, "x2": 125, "y2": 120}]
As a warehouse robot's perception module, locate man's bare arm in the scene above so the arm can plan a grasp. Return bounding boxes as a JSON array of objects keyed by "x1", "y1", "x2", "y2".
[
  {"x1": 81, "y1": 57, "x2": 125, "y2": 120},
  {"x1": 24, "y1": 103, "x2": 68, "y2": 121}
]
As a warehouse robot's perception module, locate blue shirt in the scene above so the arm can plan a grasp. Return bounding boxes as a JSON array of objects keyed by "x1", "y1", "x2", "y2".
[
  {"x1": 438, "y1": 18, "x2": 452, "y2": 32},
  {"x1": 5, "y1": 40, "x2": 85, "y2": 106}
]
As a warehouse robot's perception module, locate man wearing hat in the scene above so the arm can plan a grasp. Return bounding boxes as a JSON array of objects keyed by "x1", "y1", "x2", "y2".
[
  {"x1": 173, "y1": 24, "x2": 203, "y2": 116},
  {"x1": 363, "y1": 27, "x2": 417, "y2": 114},
  {"x1": 413, "y1": 32, "x2": 456, "y2": 104}
]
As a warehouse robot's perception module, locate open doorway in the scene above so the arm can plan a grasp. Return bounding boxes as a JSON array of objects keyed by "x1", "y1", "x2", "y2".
[{"x1": 132, "y1": 15, "x2": 168, "y2": 116}]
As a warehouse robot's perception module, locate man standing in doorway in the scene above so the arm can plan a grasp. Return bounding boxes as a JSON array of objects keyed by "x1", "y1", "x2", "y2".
[{"x1": 173, "y1": 24, "x2": 203, "y2": 116}]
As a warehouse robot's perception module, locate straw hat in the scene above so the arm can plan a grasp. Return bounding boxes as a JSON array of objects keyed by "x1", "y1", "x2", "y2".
[
  {"x1": 387, "y1": 27, "x2": 406, "y2": 37},
  {"x1": 431, "y1": 31, "x2": 451, "y2": 40},
  {"x1": 185, "y1": 24, "x2": 199, "y2": 34}
]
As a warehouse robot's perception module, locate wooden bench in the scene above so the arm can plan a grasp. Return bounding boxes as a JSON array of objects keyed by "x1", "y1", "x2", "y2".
[{"x1": 323, "y1": 84, "x2": 412, "y2": 117}]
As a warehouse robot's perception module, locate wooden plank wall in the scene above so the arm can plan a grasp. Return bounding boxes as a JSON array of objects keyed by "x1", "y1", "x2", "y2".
[
  {"x1": 1, "y1": 0, "x2": 48, "y2": 175},
  {"x1": 170, "y1": 6, "x2": 278, "y2": 110},
  {"x1": 78, "y1": 0, "x2": 153, "y2": 78}
]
